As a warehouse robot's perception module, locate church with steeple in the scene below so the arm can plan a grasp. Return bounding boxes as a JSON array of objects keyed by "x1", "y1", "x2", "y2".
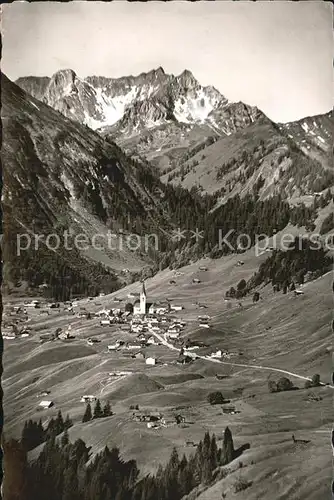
[
  {"x1": 133, "y1": 281, "x2": 148, "y2": 315},
  {"x1": 139, "y1": 281, "x2": 146, "y2": 314},
  {"x1": 132, "y1": 280, "x2": 167, "y2": 315}
]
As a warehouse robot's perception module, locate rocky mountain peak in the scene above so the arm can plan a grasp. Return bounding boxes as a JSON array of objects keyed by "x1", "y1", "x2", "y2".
[
  {"x1": 51, "y1": 68, "x2": 77, "y2": 86},
  {"x1": 152, "y1": 66, "x2": 165, "y2": 76},
  {"x1": 14, "y1": 67, "x2": 264, "y2": 134}
]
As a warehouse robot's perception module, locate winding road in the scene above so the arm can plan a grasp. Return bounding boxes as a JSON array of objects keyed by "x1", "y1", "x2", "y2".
[{"x1": 150, "y1": 330, "x2": 334, "y2": 388}]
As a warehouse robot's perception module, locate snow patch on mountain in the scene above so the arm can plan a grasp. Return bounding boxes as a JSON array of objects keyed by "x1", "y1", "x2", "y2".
[{"x1": 174, "y1": 89, "x2": 222, "y2": 124}]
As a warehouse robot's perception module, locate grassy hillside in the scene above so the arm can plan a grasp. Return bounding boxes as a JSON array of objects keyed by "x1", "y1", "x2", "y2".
[
  {"x1": 161, "y1": 117, "x2": 334, "y2": 204},
  {"x1": 3, "y1": 239, "x2": 332, "y2": 500}
]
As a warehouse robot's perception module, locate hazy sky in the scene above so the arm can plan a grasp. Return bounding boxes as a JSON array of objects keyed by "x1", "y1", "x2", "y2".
[{"x1": 2, "y1": 1, "x2": 333, "y2": 122}]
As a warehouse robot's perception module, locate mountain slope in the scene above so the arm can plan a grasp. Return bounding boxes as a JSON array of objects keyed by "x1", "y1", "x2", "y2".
[
  {"x1": 279, "y1": 111, "x2": 333, "y2": 169},
  {"x1": 2, "y1": 74, "x2": 170, "y2": 294},
  {"x1": 2, "y1": 74, "x2": 227, "y2": 294},
  {"x1": 161, "y1": 115, "x2": 334, "y2": 203}
]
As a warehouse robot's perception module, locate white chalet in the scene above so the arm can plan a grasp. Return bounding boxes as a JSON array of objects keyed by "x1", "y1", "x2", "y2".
[
  {"x1": 39, "y1": 400, "x2": 54, "y2": 409},
  {"x1": 211, "y1": 350, "x2": 222, "y2": 358},
  {"x1": 100, "y1": 319, "x2": 111, "y2": 326},
  {"x1": 170, "y1": 305, "x2": 183, "y2": 311},
  {"x1": 145, "y1": 357, "x2": 156, "y2": 366}
]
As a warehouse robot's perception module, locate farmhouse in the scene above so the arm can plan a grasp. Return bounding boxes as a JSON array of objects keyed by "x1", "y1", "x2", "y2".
[
  {"x1": 170, "y1": 305, "x2": 183, "y2": 311},
  {"x1": 147, "y1": 421, "x2": 160, "y2": 429},
  {"x1": 39, "y1": 400, "x2": 54, "y2": 409},
  {"x1": 26, "y1": 300, "x2": 41, "y2": 308},
  {"x1": 80, "y1": 395, "x2": 96, "y2": 403},
  {"x1": 198, "y1": 315, "x2": 210, "y2": 321},
  {"x1": 222, "y1": 406, "x2": 236, "y2": 414},
  {"x1": 167, "y1": 331, "x2": 180, "y2": 339},
  {"x1": 134, "y1": 412, "x2": 162, "y2": 423},
  {"x1": 126, "y1": 341, "x2": 143, "y2": 350},
  {"x1": 108, "y1": 343, "x2": 119, "y2": 351},
  {"x1": 100, "y1": 319, "x2": 111, "y2": 326},
  {"x1": 148, "y1": 302, "x2": 170, "y2": 315},
  {"x1": 145, "y1": 357, "x2": 157, "y2": 366},
  {"x1": 211, "y1": 350, "x2": 222, "y2": 358}
]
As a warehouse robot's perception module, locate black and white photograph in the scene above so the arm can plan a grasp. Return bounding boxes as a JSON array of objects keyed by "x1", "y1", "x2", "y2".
[{"x1": 1, "y1": 1, "x2": 333, "y2": 499}]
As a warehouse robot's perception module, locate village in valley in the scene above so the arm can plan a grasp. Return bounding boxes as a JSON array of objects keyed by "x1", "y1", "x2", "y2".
[
  {"x1": 3, "y1": 250, "x2": 332, "y2": 461},
  {"x1": 3, "y1": 263, "x2": 249, "y2": 437},
  {"x1": 2, "y1": 3, "x2": 333, "y2": 496}
]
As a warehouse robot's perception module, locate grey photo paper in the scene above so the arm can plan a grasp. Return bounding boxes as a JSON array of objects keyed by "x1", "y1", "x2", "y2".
[{"x1": 0, "y1": 1, "x2": 333, "y2": 499}]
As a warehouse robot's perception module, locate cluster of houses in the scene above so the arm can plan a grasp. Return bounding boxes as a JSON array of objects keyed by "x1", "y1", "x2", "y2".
[
  {"x1": 107, "y1": 339, "x2": 158, "y2": 365},
  {"x1": 39, "y1": 325, "x2": 75, "y2": 343},
  {"x1": 3, "y1": 305, "x2": 32, "y2": 339},
  {"x1": 208, "y1": 348, "x2": 237, "y2": 360},
  {"x1": 132, "y1": 411, "x2": 186, "y2": 429},
  {"x1": 104, "y1": 282, "x2": 188, "y2": 353}
]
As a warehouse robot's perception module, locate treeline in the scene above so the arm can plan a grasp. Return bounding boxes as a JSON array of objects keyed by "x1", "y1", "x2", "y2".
[
  {"x1": 4, "y1": 423, "x2": 241, "y2": 500},
  {"x1": 203, "y1": 194, "x2": 291, "y2": 259},
  {"x1": 225, "y1": 237, "x2": 332, "y2": 299},
  {"x1": 21, "y1": 410, "x2": 73, "y2": 452},
  {"x1": 155, "y1": 192, "x2": 327, "y2": 271},
  {"x1": 82, "y1": 400, "x2": 113, "y2": 422},
  {"x1": 248, "y1": 237, "x2": 332, "y2": 289}
]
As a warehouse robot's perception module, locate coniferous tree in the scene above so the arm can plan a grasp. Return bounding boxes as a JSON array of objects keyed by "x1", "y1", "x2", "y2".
[
  {"x1": 102, "y1": 401, "x2": 112, "y2": 417},
  {"x1": 209, "y1": 434, "x2": 218, "y2": 471},
  {"x1": 55, "y1": 410, "x2": 64, "y2": 435},
  {"x1": 64, "y1": 414, "x2": 73, "y2": 430},
  {"x1": 61, "y1": 428, "x2": 69, "y2": 448},
  {"x1": 220, "y1": 427, "x2": 234, "y2": 465},
  {"x1": 82, "y1": 403, "x2": 92, "y2": 423},
  {"x1": 93, "y1": 399, "x2": 104, "y2": 419}
]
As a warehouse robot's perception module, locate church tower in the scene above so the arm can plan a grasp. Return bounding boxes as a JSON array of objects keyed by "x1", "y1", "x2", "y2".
[{"x1": 140, "y1": 281, "x2": 146, "y2": 314}]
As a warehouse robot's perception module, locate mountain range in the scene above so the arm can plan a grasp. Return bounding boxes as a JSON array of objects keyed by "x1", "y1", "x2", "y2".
[
  {"x1": 16, "y1": 67, "x2": 261, "y2": 133},
  {"x1": 2, "y1": 68, "x2": 333, "y2": 295},
  {"x1": 16, "y1": 68, "x2": 333, "y2": 193}
]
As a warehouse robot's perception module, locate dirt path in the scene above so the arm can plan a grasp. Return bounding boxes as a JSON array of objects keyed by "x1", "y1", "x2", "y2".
[{"x1": 99, "y1": 375, "x2": 127, "y2": 396}]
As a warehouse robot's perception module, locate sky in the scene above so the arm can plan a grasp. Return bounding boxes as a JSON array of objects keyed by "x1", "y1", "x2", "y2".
[{"x1": 2, "y1": 1, "x2": 333, "y2": 122}]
